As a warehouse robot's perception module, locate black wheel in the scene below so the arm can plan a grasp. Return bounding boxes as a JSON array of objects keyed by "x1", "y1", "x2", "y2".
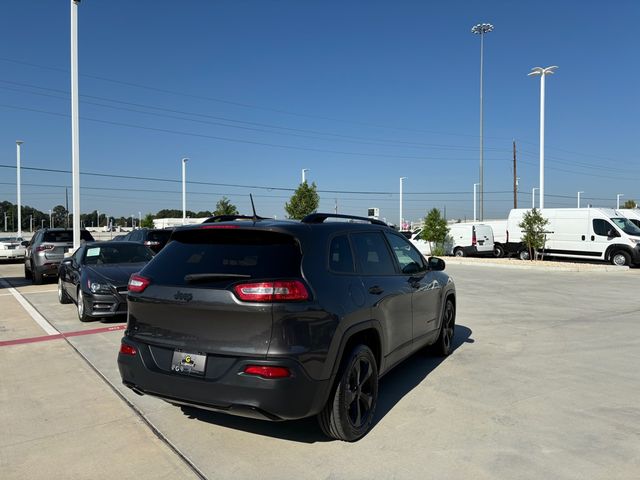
[
  {"x1": 433, "y1": 299, "x2": 455, "y2": 357},
  {"x1": 24, "y1": 262, "x2": 32, "y2": 280},
  {"x1": 77, "y1": 288, "x2": 91, "y2": 322},
  {"x1": 32, "y1": 266, "x2": 43, "y2": 285},
  {"x1": 518, "y1": 249, "x2": 530, "y2": 261},
  {"x1": 58, "y1": 277, "x2": 71, "y2": 304},
  {"x1": 454, "y1": 248, "x2": 465, "y2": 257},
  {"x1": 611, "y1": 250, "x2": 631, "y2": 267},
  {"x1": 318, "y1": 345, "x2": 378, "y2": 442},
  {"x1": 494, "y1": 244, "x2": 505, "y2": 258}
]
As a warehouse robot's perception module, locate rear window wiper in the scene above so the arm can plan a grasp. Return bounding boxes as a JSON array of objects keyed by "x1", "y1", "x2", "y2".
[{"x1": 184, "y1": 273, "x2": 251, "y2": 283}]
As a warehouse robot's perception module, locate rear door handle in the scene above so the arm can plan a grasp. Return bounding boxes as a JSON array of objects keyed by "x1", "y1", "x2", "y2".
[{"x1": 368, "y1": 285, "x2": 384, "y2": 295}]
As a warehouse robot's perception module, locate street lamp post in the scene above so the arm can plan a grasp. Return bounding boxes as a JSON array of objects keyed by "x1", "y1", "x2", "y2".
[
  {"x1": 473, "y1": 183, "x2": 480, "y2": 222},
  {"x1": 139, "y1": 211, "x2": 142, "y2": 227},
  {"x1": 49, "y1": 209, "x2": 53, "y2": 228},
  {"x1": 302, "y1": 169, "x2": 309, "y2": 184},
  {"x1": 577, "y1": 191, "x2": 584, "y2": 208},
  {"x1": 616, "y1": 193, "x2": 624, "y2": 209},
  {"x1": 399, "y1": 177, "x2": 407, "y2": 230},
  {"x1": 528, "y1": 66, "x2": 558, "y2": 210},
  {"x1": 16, "y1": 141, "x2": 23, "y2": 237},
  {"x1": 71, "y1": 0, "x2": 81, "y2": 250},
  {"x1": 532, "y1": 187, "x2": 539, "y2": 209},
  {"x1": 182, "y1": 158, "x2": 189, "y2": 225},
  {"x1": 471, "y1": 22, "x2": 494, "y2": 221}
]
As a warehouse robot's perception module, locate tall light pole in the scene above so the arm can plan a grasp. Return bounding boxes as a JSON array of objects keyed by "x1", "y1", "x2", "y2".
[
  {"x1": 473, "y1": 182, "x2": 480, "y2": 222},
  {"x1": 528, "y1": 66, "x2": 558, "y2": 210},
  {"x1": 302, "y1": 168, "x2": 309, "y2": 184},
  {"x1": 139, "y1": 211, "x2": 142, "y2": 227},
  {"x1": 71, "y1": 0, "x2": 81, "y2": 249},
  {"x1": 97, "y1": 209, "x2": 100, "y2": 228},
  {"x1": 16, "y1": 140, "x2": 23, "y2": 237},
  {"x1": 471, "y1": 22, "x2": 493, "y2": 221},
  {"x1": 532, "y1": 187, "x2": 538, "y2": 209},
  {"x1": 49, "y1": 209, "x2": 53, "y2": 228},
  {"x1": 577, "y1": 191, "x2": 584, "y2": 208},
  {"x1": 616, "y1": 193, "x2": 624, "y2": 209},
  {"x1": 399, "y1": 177, "x2": 407, "y2": 230},
  {"x1": 182, "y1": 158, "x2": 189, "y2": 225}
]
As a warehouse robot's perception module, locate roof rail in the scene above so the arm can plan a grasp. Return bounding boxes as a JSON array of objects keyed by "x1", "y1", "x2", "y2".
[
  {"x1": 301, "y1": 213, "x2": 388, "y2": 226},
  {"x1": 203, "y1": 215, "x2": 269, "y2": 223}
]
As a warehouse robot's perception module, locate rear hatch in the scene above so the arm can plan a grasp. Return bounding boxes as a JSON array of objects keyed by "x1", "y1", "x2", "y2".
[
  {"x1": 474, "y1": 225, "x2": 494, "y2": 253},
  {"x1": 40, "y1": 230, "x2": 94, "y2": 260},
  {"x1": 127, "y1": 227, "x2": 305, "y2": 357}
]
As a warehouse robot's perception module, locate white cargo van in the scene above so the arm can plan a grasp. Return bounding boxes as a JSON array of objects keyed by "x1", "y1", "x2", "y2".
[
  {"x1": 408, "y1": 227, "x2": 432, "y2": 256},
  {"x1": 619, "y1": 209, "x2": 640, "y2": 229},
  {"x1": 506, "y1": 208, "x2": 640, "y2": 266},
  {"x1": 445, "y1": 223, "x2": 494, "y2": 257}
]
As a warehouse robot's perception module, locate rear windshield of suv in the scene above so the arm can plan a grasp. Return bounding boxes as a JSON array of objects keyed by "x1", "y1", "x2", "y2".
[
  {"x1": 142, "y1": 229, "x2": 302, "y2": 287},
  {"x1": 43, "y1": 230, "x2": 94, "y2": 243},
  {"x1": 147, "y1": 230, "x2": 172, "y2": 243}
]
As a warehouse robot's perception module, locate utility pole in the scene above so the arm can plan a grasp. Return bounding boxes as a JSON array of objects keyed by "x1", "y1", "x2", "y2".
[
  {"x1": 65, "y1": 187, "x2": 69, "y2": 227},
  {"x1": 513, "y1": 139, "x2": 518, "y2": 209},
  {"x1": 334, "y1": 198, "x2": 338, "y2": 214}
]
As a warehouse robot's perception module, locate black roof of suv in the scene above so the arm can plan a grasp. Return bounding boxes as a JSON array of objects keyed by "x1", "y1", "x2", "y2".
[{"x1": 118, "y1": 213, "x2": 456, "y2": 441}]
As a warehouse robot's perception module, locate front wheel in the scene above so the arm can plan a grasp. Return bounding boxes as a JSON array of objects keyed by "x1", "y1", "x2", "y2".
[
  {"x1": 454, "y1": 248, "x2": 465, "y2": 257},
  {"x1": 318, "y1": 345, "x2": 378, "y2": 442},
  {"x1": 611, "y1": 251, "x2": 631, "y2": 267},
  {"x1": 77, "y1": 288, "x2": 91, "y2": 322},
  {"x1": 433, "y1": 299, "x2": 456, "y2": 357},
  {"x1": 58, "y1": 277, "x2": 71, "y2": 304}
]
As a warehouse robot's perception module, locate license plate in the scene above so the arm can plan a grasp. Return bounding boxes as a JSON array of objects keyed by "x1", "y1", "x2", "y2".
[
  {"x1": 171, "y1": 351, "x2": 206, "y2": 376},
  {"x1": 7, "y1": 245, "x2": 16, "y2": 250}
]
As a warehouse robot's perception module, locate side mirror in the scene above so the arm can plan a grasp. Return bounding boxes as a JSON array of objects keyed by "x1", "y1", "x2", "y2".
[
  {"x1": 61, "y1": 258, "x2": 73, "y2": 266},
  {"x1": 607, "y1": 229, "x2": 620, "y2": 238},
  {"x1": 428, "y1": 256, "x2": 446, "y2": 271},
  {"x1": 21, "y1": 240, "x2": 29, "y2": 247}
]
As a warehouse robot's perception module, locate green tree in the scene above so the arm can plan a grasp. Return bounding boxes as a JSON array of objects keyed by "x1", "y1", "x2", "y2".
[
  {"x1": 140, "y1": 213, "x2": 155, "y2": 228},
  {"x1": 419, "y1": 208, "x2": 449, "y2": 256},
  {"x1": 213, "y1": 197, "x2": 239, "y2": 216},
  {"x1": 518, "y1": 208, "x2": 549, "y2": 260},
  {"x1": 623, "y1": 199, "x2": 637, "y2": 209},
  {"x1": 52, "y1": 205, "x2": 68, "y2": 228},
  {"x1": 285, "y1": 182, "x2": 320, "y2": 220}
]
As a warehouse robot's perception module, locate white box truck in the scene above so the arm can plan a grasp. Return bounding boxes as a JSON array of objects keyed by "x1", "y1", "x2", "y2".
[{"x1": 506, "y1": 208, "x2": 640, "y2": 266}]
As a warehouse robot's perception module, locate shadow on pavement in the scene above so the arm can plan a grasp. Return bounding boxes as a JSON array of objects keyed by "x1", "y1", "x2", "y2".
[{"x1": 179, "y1": 324, "x2": 473, "y2": 443}]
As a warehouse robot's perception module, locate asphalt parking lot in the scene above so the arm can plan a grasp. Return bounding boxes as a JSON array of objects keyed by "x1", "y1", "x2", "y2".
[{"x1": 1, "y1": 260, "x2": 639, "y2": 479}]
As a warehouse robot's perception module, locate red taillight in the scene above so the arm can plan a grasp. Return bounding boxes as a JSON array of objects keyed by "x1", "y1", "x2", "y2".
[
  {"x1": 128, "y1": 274, "x2": 150, "y2": 293},
  {"x1": 243, "y1": 365, "x2": 291, "y2": 379},
  {"x1": 36, "y1": 244, "x2": 54, "y2": 252},
  {"x1": 119, "y1": 344, "x2": 137, "y2": 356},
  {"x1": 472, "y1": 228, "x2": 477, "y2": 246},
  {"x1": 233, "y1": 280, "x2": 308, "y2": 302}
]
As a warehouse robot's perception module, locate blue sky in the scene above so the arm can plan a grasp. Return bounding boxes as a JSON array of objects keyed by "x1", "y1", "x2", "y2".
[{"x1": 0, "y1": 0, "x2": 638, "y2": 223}]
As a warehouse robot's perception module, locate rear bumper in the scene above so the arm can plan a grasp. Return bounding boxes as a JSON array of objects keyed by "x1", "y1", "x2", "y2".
[
  {"x1": 118, "y1": 336, "x2": 331, "y2": 421},
  {"x1": 0, "y1": 250, "x2": 25, "y2": 259},
  {"x1": 34, "y1": 262, "x2": 61, "y2": 277}
]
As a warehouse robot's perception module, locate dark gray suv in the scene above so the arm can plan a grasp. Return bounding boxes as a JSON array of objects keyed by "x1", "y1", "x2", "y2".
[
  {"x1": 25, "y1": 228, "x2": 94, "y2": 284},
  {"x1": 118, "y1": 214, "x2": 456, "y2": 441}
]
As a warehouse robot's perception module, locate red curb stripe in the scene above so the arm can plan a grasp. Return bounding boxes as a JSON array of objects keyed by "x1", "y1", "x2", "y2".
[{"x1": 0, "y1": 324, "x2": 126, "y2": 347}]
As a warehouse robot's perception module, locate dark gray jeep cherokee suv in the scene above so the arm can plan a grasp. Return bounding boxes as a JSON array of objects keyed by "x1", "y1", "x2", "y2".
[{"x1": 118, "y1": 213, "x2": 456, "y2": 441}]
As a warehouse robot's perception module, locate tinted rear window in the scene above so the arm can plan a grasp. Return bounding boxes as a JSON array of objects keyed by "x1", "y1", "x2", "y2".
[
  {"x1": 147, "y1": 230, "x2": 172, "y2": 243},
  {"x1": 142, "y1": 229, "x2": 302, "y2": 286},
  {"x1": 43, "y1": 230, "x2": 94, "y2": 243}
]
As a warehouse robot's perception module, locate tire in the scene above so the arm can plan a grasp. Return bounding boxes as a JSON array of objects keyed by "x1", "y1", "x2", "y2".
[
  {"x1": 318, "y1": 345, "x2": 378, "y2": 442},
  {"x1": 494, "y1": 244, "x2": 505, "y2": 258},
  {"x1": 454, "y1": 248, "x2": 465, "y2": 257},
  {"x1": 519, "y1": 250, "x2": 530, "y2": 261},
  {"x1": 433, "y1": 299, "x2": 456, "y2": 357},
  {"x1": 76, "y1": 288, "x2": 91, "y2": 322},
  {"x1": 611, "y1": 250, "x2": 631, "y2": 267},
  {"x1": 32, "y1": 266, "x2": 43, "y2": 285},
  {"x1": 58, "y1": 277, "x2": 71, "y2": 304},
  {"x1": 24, "y1": 262, "x2": 32, "y2": 280}
]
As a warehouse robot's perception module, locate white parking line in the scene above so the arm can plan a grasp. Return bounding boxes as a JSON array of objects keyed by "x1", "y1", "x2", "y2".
[{"x1": 0, "y1": 277, "x2": 59, "y2": 335}]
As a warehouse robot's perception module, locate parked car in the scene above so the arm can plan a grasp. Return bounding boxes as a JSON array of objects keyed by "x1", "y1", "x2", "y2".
[
  {"x1": 446, "y1": 223, "x2": 494, "y2": 257},
  {"x1": 0, "y1": 236, "x2": 26, "y2": 260},
  {"x1": 24, "y1": 228, "x2": 95, "y2": 284},
  {"x1": 506, "y1": 208, "x2": 640, "y2": 266},
  {"x1": 58, "y1": 241, "x2": 154, "y2": 322},
  {"x1": 121, "y1": 228, "x2": 173, "y2": 253},
  {"x1": 118, "y1": 213, "x2": 456, "y2": 441}
]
